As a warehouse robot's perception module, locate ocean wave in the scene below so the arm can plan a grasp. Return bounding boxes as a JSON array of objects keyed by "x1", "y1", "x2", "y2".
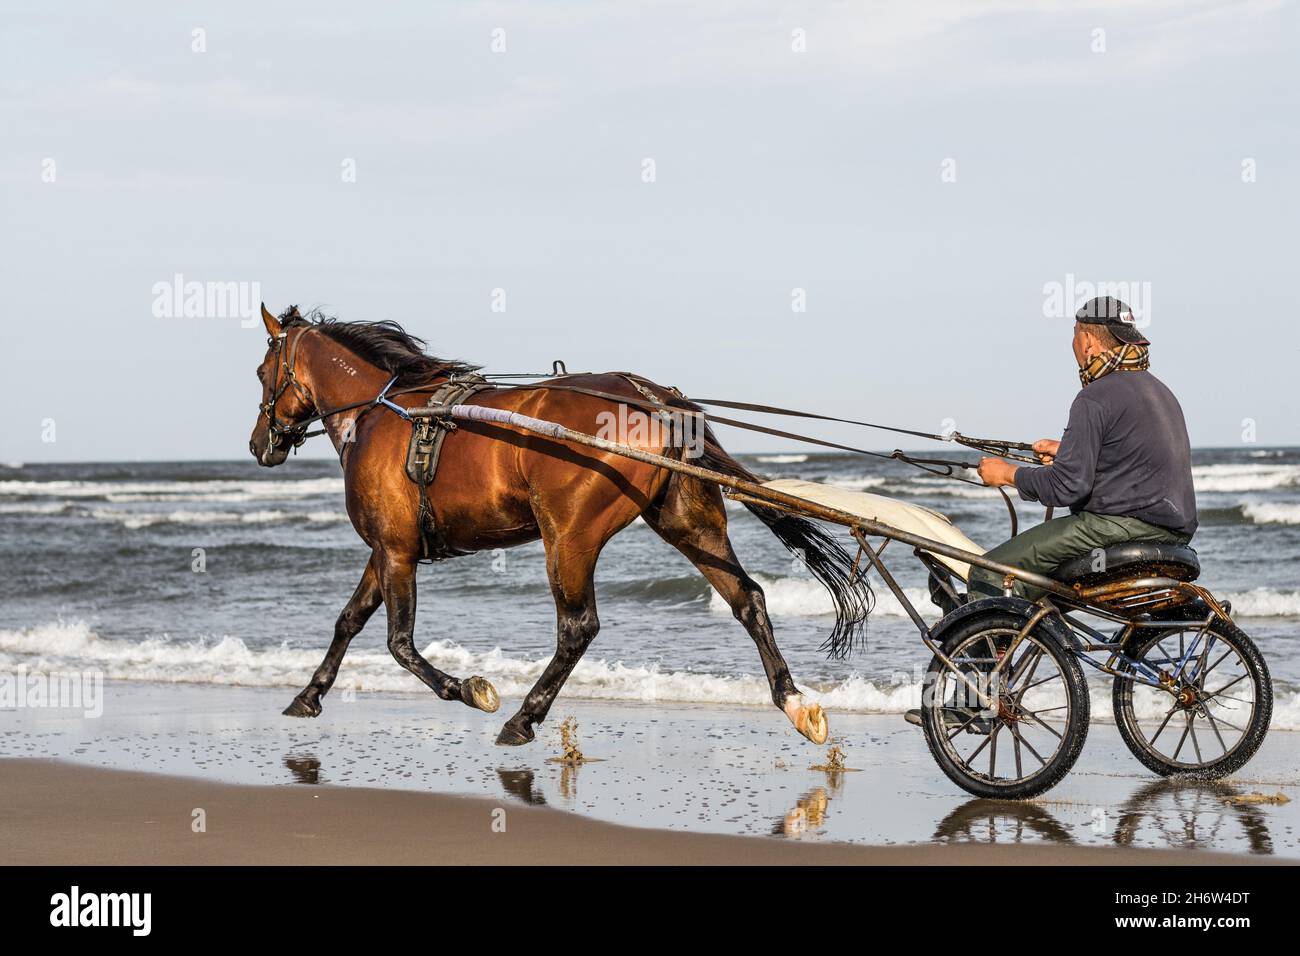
[
  {"x1": 708, "y1": 573, "x2": 933, "y2": 619},
  {"x1": 884, "y1": 481, "x2": 1002, "y2": 499},
  {"x1": 709, "y1": 575, "x2": 1300, "y2": 621},
  {"x1": 1191, "y1": 463, "x2": 1300, "y2": 493},
  {"x1": 3, "y1": 619, "x2": 1295, "y2": 729},
  {"x1": 1241, "y1": 502, "x2": 1300, "y2": 526},
  {"x1": 824, "y1": 476, "x2": 887, "y2": 492},
  {"x1": 756, "y1": 454, "x2": 809, "y2": 464},
  {"x1": 1223, "y1": 588, "x2": 1300, "y2": 617},
  {"x1": 86, "y1": 508, "x2": 348, "y2": 529},
  {"x1": 0, "y1": 477, "x2": 345, "y2": 501},
  {"x1": 0, "y1": 619, "x2": 790, "y2": 707},
  {"x1": 0, "y1": 502, "x2": 70, "y2": 516}
]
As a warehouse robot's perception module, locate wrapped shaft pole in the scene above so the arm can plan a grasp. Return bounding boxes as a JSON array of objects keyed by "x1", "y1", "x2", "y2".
[{"x1": 431, "y1": 402, "x2": 1078, "y2": 601}]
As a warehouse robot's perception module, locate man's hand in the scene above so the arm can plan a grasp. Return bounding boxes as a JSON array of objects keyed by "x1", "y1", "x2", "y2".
[
  {"x1": 1032, "y1": 439, "x2": 1060, "y2": 465},
  {"x1": 978, "y1": 457, "x2": 1018, "y2": 487}
]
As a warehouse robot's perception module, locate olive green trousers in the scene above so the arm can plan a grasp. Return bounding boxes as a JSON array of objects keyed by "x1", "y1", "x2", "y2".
[{"x1": 967, "y1": 511, "x2": 1191, "y2": 601}]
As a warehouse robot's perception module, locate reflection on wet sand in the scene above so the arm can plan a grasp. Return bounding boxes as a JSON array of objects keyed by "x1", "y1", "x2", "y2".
[
  {"x1": 932, "y1": 779, "x2": 1278, "y2": 855},
  {"x1": 283, "y1": 753, "x2": 322, "y2": 785},
  {"x1": 497, "y1": 768, "x2": 548, "y2": 806},
  {"x1": 558, "y1": 761, "x2": 581, "y2": 802},
  {"x1": 934, "y1": 799, "x2": 1076, "y2": 845},
  {"x1": 776, "y1": 787, "x2": 831, "y2": 838},
  {"x1": 1113, "y1": 779, "x2": 1275, "y2": 855}
]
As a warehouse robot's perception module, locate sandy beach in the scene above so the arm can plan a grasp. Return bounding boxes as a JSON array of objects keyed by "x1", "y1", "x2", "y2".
[
  {"x1": 5, "y1": 757, "x2": 1285, "y2": 865},
  {"x1": 2, "y1": 680, "x2": 1296, "y2": 864}
]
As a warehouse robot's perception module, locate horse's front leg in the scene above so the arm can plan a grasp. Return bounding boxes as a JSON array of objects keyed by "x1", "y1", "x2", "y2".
[
  {"x1": 379, "y1": 551, "x2": 499, "y2": 713},
  {"x1": 284, "y1": 554, "x2": 383, "y2": 717}
]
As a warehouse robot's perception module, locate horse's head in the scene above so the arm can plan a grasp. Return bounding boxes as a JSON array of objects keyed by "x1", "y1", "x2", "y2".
[{"x1": 248, "y1": 304, "x2": 317, "y2": 467}]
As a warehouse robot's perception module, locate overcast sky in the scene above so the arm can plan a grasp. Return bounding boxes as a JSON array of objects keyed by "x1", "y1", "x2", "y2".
[{"x1": 2, "y1": 0, "x2": 1297, "y2": 463}]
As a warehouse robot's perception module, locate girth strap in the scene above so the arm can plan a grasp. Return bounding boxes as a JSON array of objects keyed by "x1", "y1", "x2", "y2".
[{"x1": 405, "y1": 376, "x2": 494, "y2": 562}]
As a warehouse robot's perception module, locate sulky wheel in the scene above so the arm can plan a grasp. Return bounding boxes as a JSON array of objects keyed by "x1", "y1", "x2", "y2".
[
  {"x1": 921, "y1": 609, "x2": 1090, "y2": 800},
  {"x1": 1111, "y1": 617, "x2": 1271, "y2": 779}
]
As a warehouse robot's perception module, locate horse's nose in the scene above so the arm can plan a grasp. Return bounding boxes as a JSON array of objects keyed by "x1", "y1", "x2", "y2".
[{"x1": 249, "y1": 439, "x2": 257, "y2": 457}]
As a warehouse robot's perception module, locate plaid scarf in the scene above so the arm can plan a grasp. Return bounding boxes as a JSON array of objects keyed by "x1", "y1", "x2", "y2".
[{"x1": 1079, "y1": 343, "x2": 1149, "y2": 387}]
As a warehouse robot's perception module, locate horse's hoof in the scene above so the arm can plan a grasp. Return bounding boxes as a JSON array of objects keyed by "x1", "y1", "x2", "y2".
[
  {"x1": 495, "y1": 722, "x2": 535, "y2": 746},
  {"x1": 783, "y1": 695, "x2": 829, "y2": 745},
  {"x1": 461, "y1": 676, "x2": 500, "y2": 713},
  {"x1": 282, "y1": 696, "x2": 321, "y2": 718}
]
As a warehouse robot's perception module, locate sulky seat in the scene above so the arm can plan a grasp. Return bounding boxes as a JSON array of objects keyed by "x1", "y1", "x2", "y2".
[{"x1": 1052, "y1": 542, "x2": 1200, "y2": 585}]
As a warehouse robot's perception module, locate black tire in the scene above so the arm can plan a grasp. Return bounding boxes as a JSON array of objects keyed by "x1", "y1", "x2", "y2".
[
  {"x1": 1112, "y1": 618, "x2": 1271, "y2": 779},
  {"x1": 921, "y1": 610, "x2": 1089, "y2": 800}
]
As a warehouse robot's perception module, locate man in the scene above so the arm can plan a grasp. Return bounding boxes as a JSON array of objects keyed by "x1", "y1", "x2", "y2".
[{"x1": 968, "y1": 296, "x2": 1197, "y2": 599}]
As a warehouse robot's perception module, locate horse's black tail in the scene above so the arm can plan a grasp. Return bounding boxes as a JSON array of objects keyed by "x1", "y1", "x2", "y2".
[{"x1": 691, "y1": 420, "x2": 873, "y2": 659}]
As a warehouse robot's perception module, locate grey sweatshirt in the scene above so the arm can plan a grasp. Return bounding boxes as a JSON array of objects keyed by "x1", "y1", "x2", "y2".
[{"x1": 1013, "y1": 370, "x2": 1198, "y2": 537}]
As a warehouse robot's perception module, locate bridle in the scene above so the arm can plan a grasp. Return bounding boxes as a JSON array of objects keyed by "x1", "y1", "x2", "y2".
[
  {"x1": 258, "y1": 326, "x2": 415, "y2": 455},
  {"x1": 259, "y1": 327, "x2": 318, "y2": 451}
]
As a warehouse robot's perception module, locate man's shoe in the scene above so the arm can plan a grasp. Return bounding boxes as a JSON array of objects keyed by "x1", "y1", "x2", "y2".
[{"x1": 905, "y1": 707, "x2": 995, "y2": 734}]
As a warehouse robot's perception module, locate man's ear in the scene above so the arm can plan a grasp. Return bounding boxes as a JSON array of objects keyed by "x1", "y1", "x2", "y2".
[{"x1": 261, "y1": 303, "x2": 282, "y2": 338}]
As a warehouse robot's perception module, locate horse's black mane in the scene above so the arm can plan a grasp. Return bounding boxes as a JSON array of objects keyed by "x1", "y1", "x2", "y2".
[{"x1": 279, "y1": 306, "x2": 480, "y2": 387}]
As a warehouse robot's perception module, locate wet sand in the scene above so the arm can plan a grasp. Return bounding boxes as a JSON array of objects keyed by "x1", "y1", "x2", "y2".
[
  {"x1": 4, "y1": 758, "x2": 1284, "y2": 865},
  {"x1": 2, "y1": 680, "x2": 1297, "y2": 862}
]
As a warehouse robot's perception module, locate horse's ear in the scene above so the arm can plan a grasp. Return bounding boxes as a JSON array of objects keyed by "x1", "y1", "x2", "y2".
[{"x1": 261, "y1": 303, "x2": 281, "y2": 338}]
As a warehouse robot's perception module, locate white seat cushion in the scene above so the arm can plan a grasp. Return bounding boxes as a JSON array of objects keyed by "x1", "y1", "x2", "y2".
[{"x1": 762, "y1": 478, "x2": 986, "y2": 582}]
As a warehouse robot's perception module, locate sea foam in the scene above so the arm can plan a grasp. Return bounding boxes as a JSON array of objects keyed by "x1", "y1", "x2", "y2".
[{"x1": 2, "y1": 619, "x2": 1294, "y2": 729}]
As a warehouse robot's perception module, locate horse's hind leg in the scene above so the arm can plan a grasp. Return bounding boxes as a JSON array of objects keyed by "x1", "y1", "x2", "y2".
[
  {"x1": 496, "y1": 538, "x2": 601, "y2": 746},
  {"x1": 284, "y1": 554, "x2": 383, "y2": 717},
  {"x1": 643, "y1": 476, "x2": 828, "y2": 744},
  {"x1": 378, "y1": 551, "x2": 500, "y2": 713}
]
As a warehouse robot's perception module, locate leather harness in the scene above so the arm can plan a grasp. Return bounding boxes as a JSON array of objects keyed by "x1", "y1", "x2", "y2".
[
  {"x1": 403, "y1": 375, "x2": 494, "y2": 561},
  {"x1": 258, "y1": 326, "x2": 1038, "y2": 562}
]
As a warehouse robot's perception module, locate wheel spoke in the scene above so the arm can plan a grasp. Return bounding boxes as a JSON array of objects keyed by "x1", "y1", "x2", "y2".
[
  {"x1": 1172, "y1": 715, "x2": 1193, "y2": 761},
  {"x1": 1149, "y1": 702, "x2": 1179, "y2": 745},
  {"x1": 1191, "y1": 633, "x2": 1218, "y2": 686},
  {"x1": 1019, "y1": 706, "x2": 1064, "y2": 741},
  {"x1": 1205, "y1": 672, "x2": 1249, "y2": 699},
  {"x1": 1200, "y1": 646, "x2": 1234, "y2": 683},
  {"x1": 1007, "y1": 646, "x2": 1042, "y2": 696},
  {"x1": 1008, "y1": 723, "x2": 1047, "y2": 767},
  {"x1": 1207, "y1": 693, "x2": 1253, "y2": 706},
  {"x1": 1195, "y1": 709, "x2": 1246, "y2": 734},
  {"x1": 1017, "y1": 672, "x2": 1063, "y2": 695},
  {"x1": 964, "y1": 715, "x2": 999, "y2": 759},
  {"x1": 945, "y1": 709, "x2": 982, "y2": 742},
  {"x1": 1197, "y1": 702, "x2": 1229, "y2": 754}
]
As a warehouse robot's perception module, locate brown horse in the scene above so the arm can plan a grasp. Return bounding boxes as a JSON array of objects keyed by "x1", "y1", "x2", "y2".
[{"x1": 248, "y1": 305, "x2": 870, "y2": 746}]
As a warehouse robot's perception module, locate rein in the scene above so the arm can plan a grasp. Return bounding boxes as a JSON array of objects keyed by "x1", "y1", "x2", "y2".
[
  {"x1": 441, "y1": 377, "x2": 1034, "y2": 536},
  {"x1": 261, "y1": 342, "x2": 1036, "y2": 533}
]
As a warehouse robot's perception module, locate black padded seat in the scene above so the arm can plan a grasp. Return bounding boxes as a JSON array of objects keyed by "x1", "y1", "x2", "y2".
[{"x1": 1052, "y1": 542, "x2": 1200, "y2": 585}]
